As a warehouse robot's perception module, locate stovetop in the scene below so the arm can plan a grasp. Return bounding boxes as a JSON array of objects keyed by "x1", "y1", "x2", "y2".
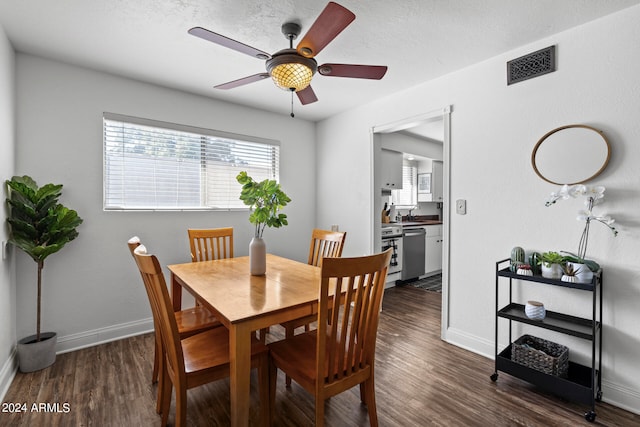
[{"x1": 381, "y1": 225, "x2": 403, "y2": 238}]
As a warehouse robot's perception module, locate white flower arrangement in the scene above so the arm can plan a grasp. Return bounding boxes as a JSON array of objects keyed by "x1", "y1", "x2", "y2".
[{"x1": 545, "y1": 184, "x2": 618, "y2": 261}]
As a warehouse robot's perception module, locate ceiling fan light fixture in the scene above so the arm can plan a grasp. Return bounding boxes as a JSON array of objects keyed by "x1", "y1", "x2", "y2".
[{"x1": 267, "y1": 50, "x2": 317, "y2": 92}]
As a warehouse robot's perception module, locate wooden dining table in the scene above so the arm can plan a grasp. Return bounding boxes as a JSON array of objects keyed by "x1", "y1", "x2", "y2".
[{"x1": 167, "y1": 253, "x2": 321, "y2": 427}]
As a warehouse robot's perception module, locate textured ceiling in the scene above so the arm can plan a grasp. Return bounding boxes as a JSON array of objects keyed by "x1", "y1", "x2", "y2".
[{"x1": 1, "y1": 0, "x2": 639, "y2": 122}]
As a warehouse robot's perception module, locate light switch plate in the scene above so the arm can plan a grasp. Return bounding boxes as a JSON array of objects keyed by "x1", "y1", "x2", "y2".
[{"x1": 456, "y1": 199, "x2": 467, "y2": 215}]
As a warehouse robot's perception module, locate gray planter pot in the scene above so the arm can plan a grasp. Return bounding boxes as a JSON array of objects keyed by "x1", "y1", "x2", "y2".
[{"x1": 17, "y1": 332, "x2": 57, "y2": 373}]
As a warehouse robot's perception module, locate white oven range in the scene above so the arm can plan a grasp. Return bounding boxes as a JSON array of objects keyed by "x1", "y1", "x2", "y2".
[{"x1": 381, "y1": 225, "x2": 403, "y2": 286}]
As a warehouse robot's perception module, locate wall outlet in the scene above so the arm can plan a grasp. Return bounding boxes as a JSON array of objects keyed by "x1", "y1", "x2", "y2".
[{"x1": 456, "y1": 199, "x2": 467, "y2": 215}]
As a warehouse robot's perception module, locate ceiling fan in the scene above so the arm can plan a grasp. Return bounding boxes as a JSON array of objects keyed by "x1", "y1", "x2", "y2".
[{"x1": 188, "y1": 1, "x2": 388, "y2": 110}]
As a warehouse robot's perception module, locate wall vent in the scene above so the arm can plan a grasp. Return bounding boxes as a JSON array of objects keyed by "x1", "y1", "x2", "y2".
[{"x1": 507, "y1": 45, "x2": 556, "y2": 85}]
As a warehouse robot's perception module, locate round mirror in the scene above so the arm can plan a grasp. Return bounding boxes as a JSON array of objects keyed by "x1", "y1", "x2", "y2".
[{"x1": 531, "y1": 124, "x2": 611, "y2": 185}]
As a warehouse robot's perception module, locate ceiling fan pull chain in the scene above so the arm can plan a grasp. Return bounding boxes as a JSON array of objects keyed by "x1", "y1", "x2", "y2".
[{"x1": 290, "y1": 89, "x2": 295, "y2": 118}]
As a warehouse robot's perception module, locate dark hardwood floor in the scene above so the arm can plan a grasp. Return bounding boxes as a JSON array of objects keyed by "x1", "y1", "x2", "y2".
[{"x1": 2, "y1": 286, "x2": 638, "y2": 426}]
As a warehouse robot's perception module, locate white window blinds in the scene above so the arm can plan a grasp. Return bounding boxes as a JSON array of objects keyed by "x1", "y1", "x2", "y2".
[
  {"x1": 391, "y1": 163, "x2": 417, "y2": 207},
  {"x1": 103, "y1": 113, "x2": 280, "y2": 210}
]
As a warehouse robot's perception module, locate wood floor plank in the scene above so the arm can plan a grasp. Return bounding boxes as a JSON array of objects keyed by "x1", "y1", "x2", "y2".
[{"x1": 1, "y1": 286, "x2": 638, "y2": 426}]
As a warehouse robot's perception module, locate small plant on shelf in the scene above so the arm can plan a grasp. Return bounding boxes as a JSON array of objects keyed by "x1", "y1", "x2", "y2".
[
  {"x1": 561, "y1": 262, "x2": 580, "y2": 283},
  {"x1": 540, "y1": 251, "x2": 564, "y2": 279},
  {"x1": 516, "y1": 264, "x2": 533, "y2": 276},
  {"x1": 562, "y1": 262, "x2": 578, "y2": 276},
  {"x1": 561, "y1": 251, "x2": 600, "y2": 273},
  {"x1": 540, "y1": 251, "x2": 564, "y2": 267}
]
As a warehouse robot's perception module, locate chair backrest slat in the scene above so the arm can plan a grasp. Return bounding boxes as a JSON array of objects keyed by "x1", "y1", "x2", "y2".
[
  {"x1": 188, "y1": 227, "x2": 234, "y2": 262},
  {"x1": 317, "y1": 249, "x2": 392, "y2": 386}
]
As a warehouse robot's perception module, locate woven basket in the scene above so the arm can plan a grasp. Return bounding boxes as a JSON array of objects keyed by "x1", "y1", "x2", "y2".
[{"x1": 512, "y1": 335, "x2": 569, "y2": 378}]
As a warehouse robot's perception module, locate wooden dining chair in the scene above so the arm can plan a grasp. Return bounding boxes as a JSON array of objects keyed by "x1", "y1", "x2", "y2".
[
  {"x1": 268, "y1": 249, "x2": 392, "y2": 426},
  {"x1": 127, "y1": 236, "x2": 221, "y2": 385},
  {"x1": 187, "y1": 227, "x2": 233, "y2": 262},
  {"x1": 306, "y1": 229, "x2": 347, "y2": 268},
  {"x1": 187, "y1": 227, "x2": 268, "y2": 343},
  {"x1": 280, "y1": 228, "x2": 346, "y2": 385},
  {"x1": 186, "y1": 227, "x2": 233, "y2": 306},
  {"x1": 133, "y1": 247, "x2": 269, "y2": 427}
]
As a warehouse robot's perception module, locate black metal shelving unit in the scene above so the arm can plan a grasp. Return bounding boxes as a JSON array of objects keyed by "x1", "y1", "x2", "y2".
[{"x1": 491, "y1": 258, "x2": 603, "y2": 422}]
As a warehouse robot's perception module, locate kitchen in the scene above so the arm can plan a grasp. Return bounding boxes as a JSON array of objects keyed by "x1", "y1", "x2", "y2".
[{"x1": 375, "y1": 114, "x2": 446, "y2": 289}]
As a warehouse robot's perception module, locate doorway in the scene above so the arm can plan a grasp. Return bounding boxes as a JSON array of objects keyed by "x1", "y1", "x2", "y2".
[{"x1": 371, "y1": 106, "x2": 451, "y2": 339}]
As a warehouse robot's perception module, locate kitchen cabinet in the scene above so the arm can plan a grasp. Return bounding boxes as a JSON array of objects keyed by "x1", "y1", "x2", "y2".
[
  {"x1": 424, "y1": 225, "x2": 443, "y2": 275},
  {"x1": 431, "y1": 160, "x2": 443, "y2": 202},
  {"x1": 381, "y1": 149, "x2": 403, "y2": 189},
  {"x1": 491, "y1": 258, "x2": 602, "y2": 422}
]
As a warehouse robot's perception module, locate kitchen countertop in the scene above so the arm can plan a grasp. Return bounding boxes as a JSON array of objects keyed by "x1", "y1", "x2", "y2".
[
  {"x1": 400, "y1": 220, "x2": 442, "y2": 227},
  {"x1": 382, "y1": 220, "x2": 442, "y2": 227},
  {"x1": 382, "y1": 215, "x2": 442, "y2": 227}
]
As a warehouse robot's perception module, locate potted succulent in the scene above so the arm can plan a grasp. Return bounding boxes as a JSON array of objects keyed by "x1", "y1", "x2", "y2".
[
  {"x1": 236, "y1": 171, "x2": 291, "y2": 275},
  {"x1": 540, "y1": 251, "x2": 564, "y2": 279},
  {"x1": 516, "y1": 264, "x2": 533, "y2": 276},
  {"x1": 560, "y1": 262, "x2": 579, "y2": 283},
  {"x1": 561, "y1": 251, "x2": 600, "y2": 284},
  {"x1": 5, "y1": 175, "x2": 83, "y2": 372}
]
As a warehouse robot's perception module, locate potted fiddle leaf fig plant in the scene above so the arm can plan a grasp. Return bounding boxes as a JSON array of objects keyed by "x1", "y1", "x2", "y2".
[
  {"x1": 6, "y1": 175, "x2": 83, "y2": 372},
  {"x1": 236, "y1": 171, "x2": 290, "y2": 275}
]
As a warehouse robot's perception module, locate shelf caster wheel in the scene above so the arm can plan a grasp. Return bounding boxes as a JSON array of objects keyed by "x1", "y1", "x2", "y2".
[
  {"x1": 596, "y1": 390, "x2": 602, "y2": 402},
  {"x1": 490, "y1": 373, "x2": 498, "y2": 382},
  {"x1": 585, "y1": 411, "x2": 596, "y2": 422}
]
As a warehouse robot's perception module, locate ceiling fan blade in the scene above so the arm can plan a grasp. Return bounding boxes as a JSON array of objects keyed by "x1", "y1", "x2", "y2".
[
  {"x1": 297, "y1": 86, "x2": 318, "y2": 105},
  {"x1": 318, "y1": 64, "x2": 388, "y2": 79},
  {"x1": 214, "y1": 73, "x2": 270, "y2": 90},
  {"x1": 296, "y1": 2, "x2": 355, "y2": 58},
  {"x1": 188, "y1": 27, "x2": 271, "y2": 60}
]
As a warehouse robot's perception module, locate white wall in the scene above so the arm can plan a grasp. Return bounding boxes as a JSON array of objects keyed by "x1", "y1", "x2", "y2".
[
  {"x1": 380, "y1": 132, "x2": 443, "y2": 160},
  {"x1": 14, "y1": 54, "x2": 317, "y2": 353},
  {"x1": 0, "y1": 23, "x2": 16, "y2": 399},
  {"x1": 317, "y1": 6, "x2": 640, "y2": 413}
]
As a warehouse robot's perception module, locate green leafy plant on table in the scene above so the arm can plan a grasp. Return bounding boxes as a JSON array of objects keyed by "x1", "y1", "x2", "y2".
[{"x1": 236, "y1": 171, "x2": 291, "y2": 238}]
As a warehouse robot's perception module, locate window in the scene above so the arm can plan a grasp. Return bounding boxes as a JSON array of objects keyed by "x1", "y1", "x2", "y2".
[
  {"x1": 103, "y1": 113, "x2": 280, "y2": 210},
  {"x1": 391, "y1": 162, "x2": 417, "y2": 207}
]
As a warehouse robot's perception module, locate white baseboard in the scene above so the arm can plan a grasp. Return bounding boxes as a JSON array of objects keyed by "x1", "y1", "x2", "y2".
[
  {"x1": 56, "y1": 317, "x2": 154, "y2": 354},
  {"x1": 601, "y1": 379, "x2": 640, "y2": 416},
  {"x1": 0, "y1": 348, "x2": 17, "y2": 402},
  {"x1": 444, "y1": 326, "x2": 494, "y2": 359},
  {"x1": 444, "y1": 326, "x2": 640, "y2": 415}
]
